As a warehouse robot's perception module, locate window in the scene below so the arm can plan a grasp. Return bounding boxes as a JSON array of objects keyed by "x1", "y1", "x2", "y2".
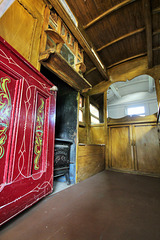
[
  {"x1": 60, "y1": 44, "x2": 75, "y2": 66},
  {"x1": 127, "y1": 106, "x2": 145, "y2": 116},
  {"x1": 79, "y1": 96, "x2": 85, "y2": 123},
  {"x1": 90, "y1": 104, "x2": 100, "y2": 124},
  {"x1": 67, "y1": 32, "x2": 71, "y2": 44},
  {"x1": 61, "y1": 24, "x2": 65, "y2": 35}
]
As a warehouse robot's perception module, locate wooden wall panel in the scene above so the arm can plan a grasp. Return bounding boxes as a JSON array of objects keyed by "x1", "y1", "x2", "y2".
[
  {"x1": 79, "y1": 126, "x2": 87, "y2": 144},
  {"x1": 135, "y1": 125, "x2": 160, "y2": 173},
  {"x1": 109, "y1": 126, "x2": 133, "y2": 170},
  {"x1": 77, "y1": 144, "x2": 105, "y2": 182},
  {"x1": 108, "y1": 122, "x2": 160, "y2": 176},
  {"x1": 0, "y1": 0, "x2": 45, "y2": 70},
  {"x1": 90, "y1": 125, "x2": 105, "y2": 144}
]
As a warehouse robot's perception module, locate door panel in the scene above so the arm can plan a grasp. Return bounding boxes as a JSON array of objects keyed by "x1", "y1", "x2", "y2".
[
  {"x1": 0, "y1": 70, "x2": 19, "y2": 185},
  {"x1": 0, "y1": 37, "x2": 56, "y2": 225},
  {"x1": 134, "y1": 125, "x2": 160, "y2": 173},
  {"x1": 109, "y1": 126, "x2": 133, "y2": 170}
]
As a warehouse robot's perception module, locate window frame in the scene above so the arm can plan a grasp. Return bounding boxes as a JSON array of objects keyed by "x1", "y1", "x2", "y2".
[
  {"x1": 90, "y1": 103, "x2": 100, "y2": 124},
  {"x1": 79, "y1": 95, "x2": 85, "y2": 126}
]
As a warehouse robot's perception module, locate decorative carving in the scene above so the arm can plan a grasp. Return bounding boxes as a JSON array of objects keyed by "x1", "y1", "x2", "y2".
[
  {"x1": 34, "y1": 98, "x2": 45, "y2": 170},
  {"x1": 39, "y1": 47, "x2": 56, "y2": 61},
  {"x1": 0, "y1": 77, "x2": 11, "y2": 159},
  {"x1": 76, "y1": 62, "x2": 86, "y2": 74},
  {"x1": 45, "y1": 29, "x2": 64, "y2": 44}
]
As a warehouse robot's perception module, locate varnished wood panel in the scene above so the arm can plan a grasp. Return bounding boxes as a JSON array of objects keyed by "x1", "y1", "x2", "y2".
[
  {"x1": 79, "y1": 126, "x2": 87, "y2": 144},
  {"x1": 0, "y1": 0, "x2": 45, "y2": 69},
  {"x1": 151, "y1": 0, "x2": 160, "y2": 9},
  {"x1": 90, "y1": 125, "x2": 105, "y2": 144},
  {"x1": 109, "y1": 126, "x2": 133, "y2": 170},
  {"x1": 85, "y1": 69, "x2": 104, "y2": 87},
  {"x1": 153, "y1": 50, "x2": 160, "y2": 67},
  {"x1": 66, "y1": 0, "x2": 133, "y2": 27},
  {"x1": 100, "y1": 32, "x2": 146, "y2": 68},
  {"x1": 77, "y1": 145, "x2": 105, "y2": 182},
  {"x1": 85, "y1": 1, "x2": 144, "y2": 50},
  {"x1": 135, "y1": 124, "x2": 160, "y2": 173},
  {"x1": 107, "y1": 56, "x2": 160, "y2": 83}
]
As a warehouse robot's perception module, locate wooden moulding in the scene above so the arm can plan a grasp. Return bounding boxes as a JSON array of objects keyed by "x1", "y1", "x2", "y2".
[
  {"x1": 45, "y1": 29, "x2": 64, "y2": 44},
  {"x1": 39, "y1": 50, "x2": 92, "y2": 91},
  {"x1": 107, "y1": 114, "x2": 157, "y2": 126},
  {"x1": 39, "y1": 47, "x2": 56, "y2": 61},
  {"x1": 76, "y1": 62, "x2": 86, "y2": 74}
]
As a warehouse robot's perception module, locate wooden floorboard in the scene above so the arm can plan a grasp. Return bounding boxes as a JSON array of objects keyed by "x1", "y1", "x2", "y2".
[{"x1": 0, "y1": 170, "x2": 160, "y2": 240}]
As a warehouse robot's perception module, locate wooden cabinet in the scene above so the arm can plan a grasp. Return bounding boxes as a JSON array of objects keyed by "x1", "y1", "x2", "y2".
[
  {"x1": 109, "y1": 123, "x2": 160, "y2": 175},
  {"x1": 0, "y1": 37, "x2": 57, "y2": 225}
]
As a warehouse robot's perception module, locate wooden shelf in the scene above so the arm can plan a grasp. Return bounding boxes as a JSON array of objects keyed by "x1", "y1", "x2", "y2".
[
  {"x1": 107, "y1": 114, "x2": 157, "y2": 126},
  {"x1": 39, "y1": 50, "x2": 92, "y2": 91}
]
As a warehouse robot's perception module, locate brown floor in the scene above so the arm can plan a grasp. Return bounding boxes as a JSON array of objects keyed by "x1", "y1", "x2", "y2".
[{"x1": 0, "y1": 170, "x2": 160, "y2": 240}]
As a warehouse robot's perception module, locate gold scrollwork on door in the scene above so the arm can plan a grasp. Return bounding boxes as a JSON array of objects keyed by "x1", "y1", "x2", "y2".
[
  {"x1": 34, "y1": 98, "x2": 44, "y2": 170},
  {"x1": 0, "y1": 77, "x2": 11, "y2": 159}
]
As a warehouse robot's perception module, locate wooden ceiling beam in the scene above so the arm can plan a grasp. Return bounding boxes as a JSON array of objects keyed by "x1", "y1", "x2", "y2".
[
  {"x1": 153, "y1": 7, "x2": 160, "y2": 14},
  {"x1": 110, "y1": 85, "x2": 121, "y2": 98},
  {"x1": 48, "y1": 0, "x2": 108, "y2": 81},
  {"x1": 107, "y1": 53, "x2": 147, "y2": 69},
  {"x1": 84, "y1": 67, "x2": 97, "y2": 76},
  {"x1": 142, "y1": 0, "x2": 153, "y2": 68},
  {"x1": 86, "y1": 81, "x2": 112, "y2": 96},
  {"x1": 153, "y1": 46, "x2": 160, "y2": 51},
  {"x1": 97, "y1": 27, "x2": 145, "y2": 52},
  {"x1": 153, "y1": 29, "x2": 160, "y2": 36},
  {"x1": 83, "y1": 0, "x2": 136, "y2": 30}
]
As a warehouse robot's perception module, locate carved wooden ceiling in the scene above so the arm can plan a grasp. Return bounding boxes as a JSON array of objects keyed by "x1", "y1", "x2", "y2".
[{"x1": 64, "y1": 0, "x2": 160, "y2": 86}]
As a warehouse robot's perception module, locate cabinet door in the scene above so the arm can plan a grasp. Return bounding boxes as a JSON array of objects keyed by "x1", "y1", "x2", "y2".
[
  {"x1": 134, "y1": 125, "x2": 160, "y2": 174},
  {"x1": 0, "y1": 37, "x2": 56, "y2": 225},
  {"x1": 109, "y1": 126, "x2": 134, "y2": 170}
]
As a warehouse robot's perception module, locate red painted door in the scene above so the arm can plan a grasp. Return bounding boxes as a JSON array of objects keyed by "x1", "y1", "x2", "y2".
[{"x1": 0, "y1": 37, "x2": 56, "y2": 225}]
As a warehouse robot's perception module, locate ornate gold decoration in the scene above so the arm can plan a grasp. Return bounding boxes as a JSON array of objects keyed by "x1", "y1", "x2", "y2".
[
  {"x1": 34, "y1": 98, "x2": 44, "y2": 170},
  {"x1": 0, "y1": 77, "x2": 11, "y2": 159}
]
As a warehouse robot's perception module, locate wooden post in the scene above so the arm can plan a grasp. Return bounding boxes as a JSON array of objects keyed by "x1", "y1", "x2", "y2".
[
  {"x1": 39, "y1": 6, "x2": 50, "y2": 53},
  {"x1": 85, "y1": 95, "x2": 90, "y2": 144},
  {"x1": 142, "y1": 0, "x2": 153, "y2": 68},
  {"x1": 104, "y1": 91, "x2": 109, "y2": 169},
  {"x1": 75, "y1": 92, "x2": 80, "y2": 183},
  {"x1": 155, "y1": 79, "x2": 160, "y2": 107}
]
